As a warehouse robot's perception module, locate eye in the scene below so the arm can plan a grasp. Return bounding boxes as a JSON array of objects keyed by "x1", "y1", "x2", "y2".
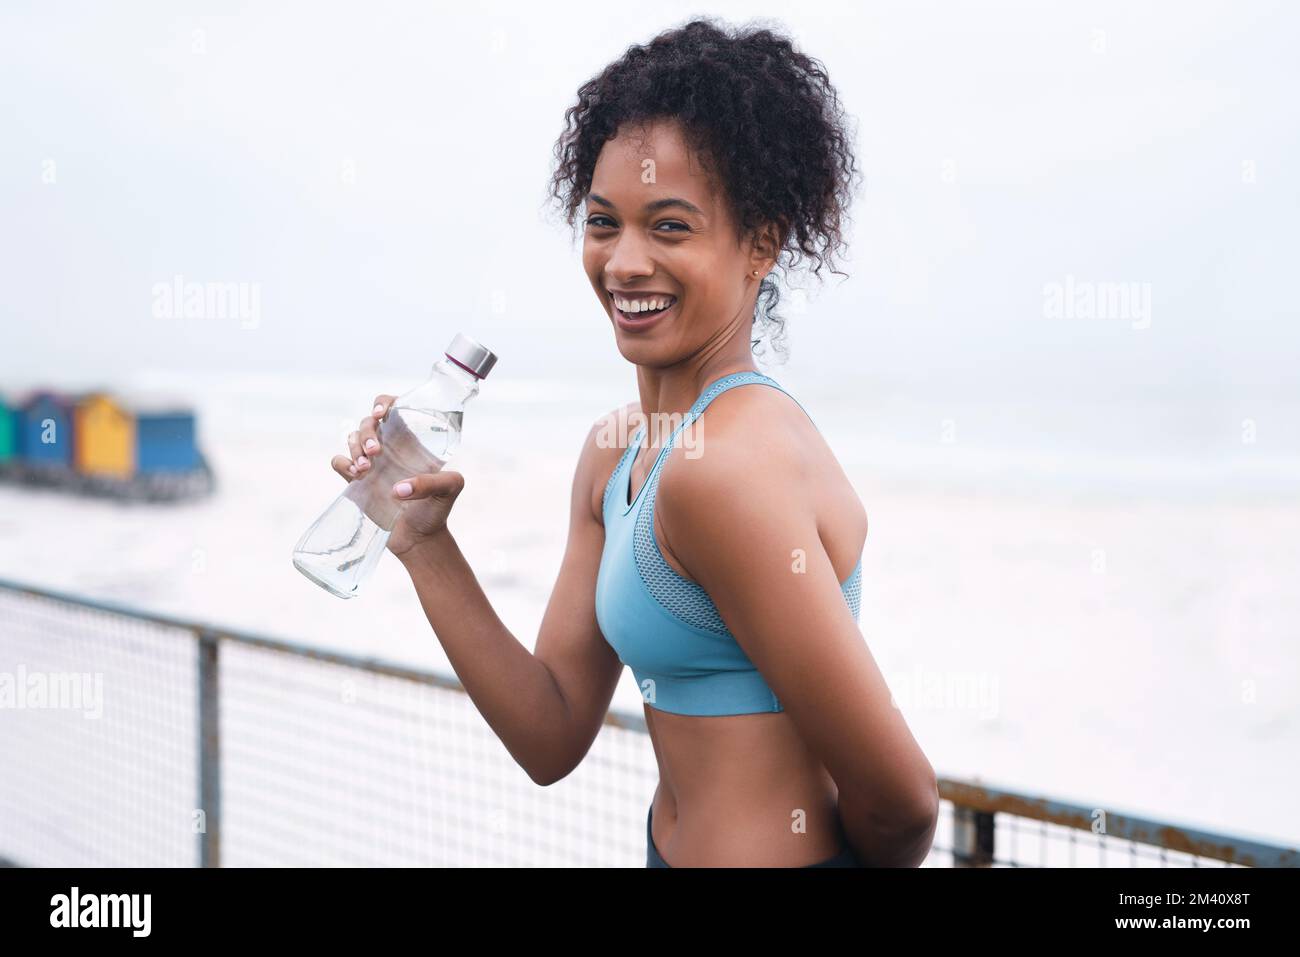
[{"x1": 583, "y1": 216, "x2": 690, "y2": 232}]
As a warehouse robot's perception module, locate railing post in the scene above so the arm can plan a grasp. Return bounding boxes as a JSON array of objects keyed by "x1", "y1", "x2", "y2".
[
  {"x1": 952, "y1": 806, "x2": 995, "y2": 867},
  {"x1": 197, "y1": 629, "x2": 221, "y2": 867}
]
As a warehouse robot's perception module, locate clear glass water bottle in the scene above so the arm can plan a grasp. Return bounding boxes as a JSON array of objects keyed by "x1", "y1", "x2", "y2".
[{"x1": 292, "y1": 332, "x2": 498, "y2": 598}]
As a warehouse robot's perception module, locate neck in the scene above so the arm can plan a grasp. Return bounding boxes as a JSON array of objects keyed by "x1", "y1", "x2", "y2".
[
  {"x1": 631, "y1": 294, "x2": 764, "y2": 441},
  {"x1": 634, "y1": 354, "x2": 758, "y2": 447}
]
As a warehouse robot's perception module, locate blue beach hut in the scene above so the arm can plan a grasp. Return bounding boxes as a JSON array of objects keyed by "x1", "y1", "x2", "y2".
[
  {"x1": 129, "y1": 395, "x2": 200, "y2": 474},
  {"x1": 18, "y1": 390, "x2": 78, "y2": 470}
]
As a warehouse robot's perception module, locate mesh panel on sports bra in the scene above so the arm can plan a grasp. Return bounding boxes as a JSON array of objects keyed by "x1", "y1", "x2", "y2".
[
  {"x1": 844, "y1": 561, "x2": 863, "y2": 619},
  {"x1": 635, "y1": 440, "x2": 733, "y2": 634}
]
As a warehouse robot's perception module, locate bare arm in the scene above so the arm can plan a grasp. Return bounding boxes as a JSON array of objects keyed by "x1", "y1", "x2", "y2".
[
  {"x1": 657, "y1": 414, "x2": 939, "y2": 866},
  {"x1": 344, "y1": 402, "x2": 628, "y2": 786}
]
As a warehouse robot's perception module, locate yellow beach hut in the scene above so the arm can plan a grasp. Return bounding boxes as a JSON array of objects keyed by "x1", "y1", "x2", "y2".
[{"x1": 73, "y1": 391, "x2": 136, "y2": 479}]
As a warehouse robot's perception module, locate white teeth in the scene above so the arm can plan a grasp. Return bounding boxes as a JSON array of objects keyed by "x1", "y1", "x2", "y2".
[{"x1": 613, "y1": 294, "x2": 675, "y2": 314}]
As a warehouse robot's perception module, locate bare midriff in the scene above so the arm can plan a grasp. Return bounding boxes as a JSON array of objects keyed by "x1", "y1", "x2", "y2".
[{"x1": 646, "y1": 706, "x2": 851, "y2": 866}]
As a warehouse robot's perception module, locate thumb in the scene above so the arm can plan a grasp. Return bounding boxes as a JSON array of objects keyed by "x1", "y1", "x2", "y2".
[{"x1": 392, "y1": 469, "x2": 464, "y2": 502}]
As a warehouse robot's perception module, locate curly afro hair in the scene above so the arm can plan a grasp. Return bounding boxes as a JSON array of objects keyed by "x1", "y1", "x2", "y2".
[{"x1": 546, "y1": 16, "x2": 862, "y2": 362}]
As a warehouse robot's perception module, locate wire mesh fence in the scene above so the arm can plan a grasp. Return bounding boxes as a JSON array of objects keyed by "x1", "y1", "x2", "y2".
[{"x1": 1, "y1": 578, "x2": 1294, "y2": 868}]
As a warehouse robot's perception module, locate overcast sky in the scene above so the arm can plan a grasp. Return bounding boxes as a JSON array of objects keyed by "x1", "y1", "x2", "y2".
[{"x1": 2, "y1": 0, "x2": 1296, "y2": 402}]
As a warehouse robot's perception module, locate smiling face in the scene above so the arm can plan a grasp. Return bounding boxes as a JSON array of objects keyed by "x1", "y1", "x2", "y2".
[{"x1": 582, "y1": 117, "x2": 778, "y2": 364}]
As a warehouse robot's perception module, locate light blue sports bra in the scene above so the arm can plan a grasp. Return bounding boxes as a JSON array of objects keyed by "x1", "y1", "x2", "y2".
[{"x1": 594, "y1": 371, "x2": 863, "y2": 716}]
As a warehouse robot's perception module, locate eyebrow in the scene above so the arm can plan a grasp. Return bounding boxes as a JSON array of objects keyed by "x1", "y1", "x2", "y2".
[{"x1": 586, "y1": 193, "x2": 705, "y2": 217}]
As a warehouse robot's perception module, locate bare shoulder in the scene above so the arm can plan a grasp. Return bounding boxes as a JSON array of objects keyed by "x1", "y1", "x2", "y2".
[
  {"x1": 659, "y1": 386, "x2": 810, "y2": 497},
  {"x1": 658, "y1": 384, "x2": 868, "y2": 559},
  {"x1": 575, "y1": 400, "x2": 642, "y2": 524},
  {"x1": 696, "y1": 382, "x2": 820, "y2": 460}
]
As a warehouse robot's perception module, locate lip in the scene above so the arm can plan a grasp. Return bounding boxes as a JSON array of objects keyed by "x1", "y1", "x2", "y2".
[
  {"x1": 609, "y1": 290, "x2": 679, "y2": 333},
  {"x1": 607, "y1": 287, "x2": 677, "y2": 298}
]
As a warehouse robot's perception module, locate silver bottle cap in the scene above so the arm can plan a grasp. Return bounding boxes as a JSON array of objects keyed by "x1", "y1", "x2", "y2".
[{"x1": 444, "y1": 333, "x2": 498, "y2": 380}]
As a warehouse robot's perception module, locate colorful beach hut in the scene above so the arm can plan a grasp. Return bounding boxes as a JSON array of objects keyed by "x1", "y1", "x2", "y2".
[
  {"x1": 18, "y1": 390, "x2": 78, "y2": 469},
  {"x1": 0, "y1": 391, "x2": 17, "y2": 466},
  {"x1": 73, "y1": 391, "x2": 136, "y2": 479},
  {"x1": 123, "y1": 393, "x2": 200, "y2": 474}
]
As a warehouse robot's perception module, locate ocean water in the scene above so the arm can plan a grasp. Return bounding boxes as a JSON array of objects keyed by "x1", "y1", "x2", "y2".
[{"x1": 0, "y1": 367, "x2": 1296, "y2": 851}]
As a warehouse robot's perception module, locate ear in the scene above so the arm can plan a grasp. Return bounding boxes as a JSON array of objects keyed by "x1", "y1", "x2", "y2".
[{"x1": 746, "y1": 218, "x2": 786, "y2": 278}]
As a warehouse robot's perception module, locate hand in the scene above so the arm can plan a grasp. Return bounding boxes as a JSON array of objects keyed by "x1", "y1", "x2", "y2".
[{"x1": 331, "y1": 394, "x2": 466, "y2": 559}]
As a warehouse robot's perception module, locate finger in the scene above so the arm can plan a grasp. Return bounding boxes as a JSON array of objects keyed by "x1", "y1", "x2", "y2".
[
  {"x1": 347, "y1": 430, "x2": 369, "y2": 472},
  {"x1": 358, "y1": 414, "x2": 381, "y2": 458},
  {"x1": 392, "y1": 470, "x2": 464, "y2": 501},
  {"x1": 359, "y1": 394, "x2": 396, "y2": 458},
  {"x1": 332, "y1": 454, "x2": 358, "y2": 482}
]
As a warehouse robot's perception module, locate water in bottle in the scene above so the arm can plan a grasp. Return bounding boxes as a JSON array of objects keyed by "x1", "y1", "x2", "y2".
[{"x1": 292, "y1": 332, "x2": 498, "y2": 598}]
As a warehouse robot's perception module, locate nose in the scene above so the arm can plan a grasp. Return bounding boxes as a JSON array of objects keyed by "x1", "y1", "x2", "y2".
[{"x1": 603, "y1": 229, "x2": 656, "y2": 285}]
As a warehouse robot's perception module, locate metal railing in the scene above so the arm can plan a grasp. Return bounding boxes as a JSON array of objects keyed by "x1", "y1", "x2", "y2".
[{"x1": 0, "y1": 577, "x2": 1294, "y2": 867}]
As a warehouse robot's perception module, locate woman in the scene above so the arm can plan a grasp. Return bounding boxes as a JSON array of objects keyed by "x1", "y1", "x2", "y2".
[{"x1": 331, "y1": 17, "x2": 938, "y2": 868}]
